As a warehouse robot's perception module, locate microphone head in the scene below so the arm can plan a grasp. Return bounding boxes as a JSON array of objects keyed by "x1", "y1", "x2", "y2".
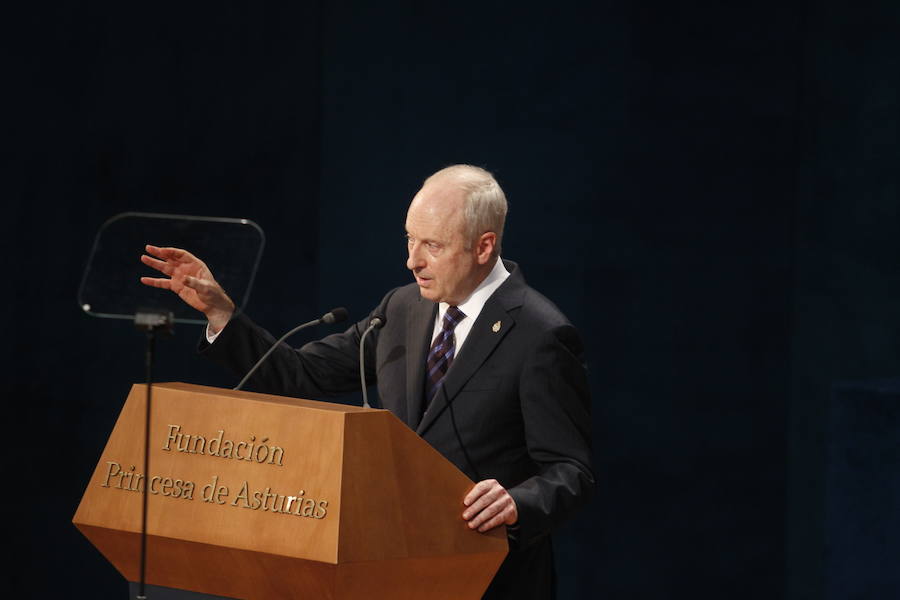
[
  {"x1": 369, "y1": 314, "x2": 386, "y2": 329},
  {"x1": 322, "y1": 307, "x2": 349, "y2": 324}
]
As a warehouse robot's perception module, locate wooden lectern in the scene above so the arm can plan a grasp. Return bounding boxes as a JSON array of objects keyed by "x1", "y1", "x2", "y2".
[{"x1": 73, "y1": 383, "x2": 507, "y2": 599}]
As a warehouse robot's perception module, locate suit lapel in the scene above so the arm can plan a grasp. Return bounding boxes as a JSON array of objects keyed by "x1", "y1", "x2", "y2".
[
  {"x1": 416, "y1": 265, "x2": 526, "y2": 436},
  {"x1": 405, "y1": 295, "x2": 437, "y2": 429}
]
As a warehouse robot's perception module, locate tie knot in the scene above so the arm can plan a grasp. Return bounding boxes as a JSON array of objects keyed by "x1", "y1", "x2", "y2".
[{"x1": 442, "y1": 306, "x2": 465, "y2": 332}]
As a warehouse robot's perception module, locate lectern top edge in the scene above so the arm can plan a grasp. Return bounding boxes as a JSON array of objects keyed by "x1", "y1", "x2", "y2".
[{"x1": 148, "y1": 382, "x2": 382, "y2": 414}]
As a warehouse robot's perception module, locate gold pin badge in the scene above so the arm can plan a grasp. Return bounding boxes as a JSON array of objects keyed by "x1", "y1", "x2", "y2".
[{"x1": 492, "y1": 320, "x2": 502, "y2": 333}]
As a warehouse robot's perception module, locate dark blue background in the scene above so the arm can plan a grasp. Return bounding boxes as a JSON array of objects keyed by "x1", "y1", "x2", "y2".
[{"x1": 6, "y1": 1, "x2": 899, "y2": 598}]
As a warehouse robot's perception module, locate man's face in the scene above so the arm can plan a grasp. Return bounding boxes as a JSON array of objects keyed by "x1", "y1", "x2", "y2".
[{"x1": 405, "y1": 179, "x2": 481, "y2": 305}]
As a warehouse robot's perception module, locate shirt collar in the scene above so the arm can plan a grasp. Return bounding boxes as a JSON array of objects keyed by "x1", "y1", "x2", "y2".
[{"x1": 438, "y1": 257, "x2": 510, "y2": 323}]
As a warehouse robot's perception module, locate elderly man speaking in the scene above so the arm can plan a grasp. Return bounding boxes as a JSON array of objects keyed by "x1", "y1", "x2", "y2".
[{"x1": 140, "y1": 164, "x2": 594, "y2": 599}]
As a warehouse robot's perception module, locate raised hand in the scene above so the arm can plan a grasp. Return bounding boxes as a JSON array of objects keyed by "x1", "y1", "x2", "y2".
[{"x1": 140, "y1": 244, "x2": 235, "y2": 332}]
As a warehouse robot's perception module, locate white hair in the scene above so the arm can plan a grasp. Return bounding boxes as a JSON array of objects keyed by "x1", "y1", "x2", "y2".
[{"x1": 424, "y1": 164, "x2": 508, "y2": 257}]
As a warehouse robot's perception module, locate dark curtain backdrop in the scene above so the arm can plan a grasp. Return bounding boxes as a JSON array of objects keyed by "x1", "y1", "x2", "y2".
[{"x1": 7, "y1": 2, "x2": 899, "y2": 599}]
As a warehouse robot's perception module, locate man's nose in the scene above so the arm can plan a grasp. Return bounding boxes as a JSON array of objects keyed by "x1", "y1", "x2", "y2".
[{"x1": 407, "y1": 243, "x2": 425, "y2": 271}]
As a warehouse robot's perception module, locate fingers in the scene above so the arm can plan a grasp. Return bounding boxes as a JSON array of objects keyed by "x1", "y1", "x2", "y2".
[
  {"x1": 145, "y1": 244, "x2": 184, "y2": 259},
  {"x1": 471, "y1": 505, "x2": 512, "y2": 533},
  {"x1": 139, "y1": 276, "x2": 173, "y2": 290},
  {"x1": 140, "y1": 254, "x2": 172, "y2": 276},
  {"x1": 141, "y1": 244, "x2": 206, "y2": 279},
  {"x1": 182, "y1": 274, "x2": 220, "y2": 300},
  {"x1": 183, "y1": 274, "x2": 235, "y2": 314},
  {"x1": 183, "y1": 274, "x2": 220, "y2": 302},
  {"x1": 462, "y1": 483, "x2": 503, "y2": 523},
  {"x1": 462, "y1": 479, "x2": 518, "y2": 533},
  {"x1": 463, "y1": 479, "x2": 493, "y2": 507},
  {"x1": 145, "y1": 244, "x2": 200, "y2": 265},
  {"x1": 140, "y1": 244, "x2": 233, "y2": 323}
]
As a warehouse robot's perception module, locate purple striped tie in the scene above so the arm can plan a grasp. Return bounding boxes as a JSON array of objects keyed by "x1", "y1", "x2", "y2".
[{"x1": 425, "y1": 305, "x2": 466, "y2": 404}]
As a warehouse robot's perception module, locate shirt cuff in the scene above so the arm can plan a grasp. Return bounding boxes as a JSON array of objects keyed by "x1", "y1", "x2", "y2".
[{"x1": 206, "y1": 323, "x2": 223, "y2": 344}]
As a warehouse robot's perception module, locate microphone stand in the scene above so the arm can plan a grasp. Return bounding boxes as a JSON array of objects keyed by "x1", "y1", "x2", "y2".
[
  {"x1": 233, "y1": 308, "x2": 348, "y2": 392},
  {"x1": 359, "y1": 316, "x2": 384, "y2": 409},
  {"x1": 133, "y1": 309, "x2": 173, "y2": 600}
]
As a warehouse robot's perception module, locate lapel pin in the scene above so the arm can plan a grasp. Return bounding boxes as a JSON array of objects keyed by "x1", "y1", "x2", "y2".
[{"x1": 492, "y1": 320, "x2": 502, "y2": 333}]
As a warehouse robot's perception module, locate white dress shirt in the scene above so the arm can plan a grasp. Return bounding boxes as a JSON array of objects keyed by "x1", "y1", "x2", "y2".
[{"x1": 430, "y1": 257, "x2": 510, "y2": 356}]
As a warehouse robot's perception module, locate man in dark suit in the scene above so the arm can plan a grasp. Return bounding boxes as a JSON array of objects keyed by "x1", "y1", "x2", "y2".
[{"x1": 140, "y1": 164, "x2": 594, "y2": 599}]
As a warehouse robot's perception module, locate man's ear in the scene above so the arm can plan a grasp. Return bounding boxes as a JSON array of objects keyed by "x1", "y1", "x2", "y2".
[{"x1": 475, "y1": 232, "x2": 497, "y2": 265}]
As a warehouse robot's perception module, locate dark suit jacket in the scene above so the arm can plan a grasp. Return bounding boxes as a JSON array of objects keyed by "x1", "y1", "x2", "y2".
[{"x1": 201, "y1": 260, "x2": 594, "y2": 599}]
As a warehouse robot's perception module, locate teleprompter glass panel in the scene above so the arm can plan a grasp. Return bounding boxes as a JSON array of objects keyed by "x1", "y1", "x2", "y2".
[{"x1": 78, "y1": 212, "x2": 265, "y2": 325}]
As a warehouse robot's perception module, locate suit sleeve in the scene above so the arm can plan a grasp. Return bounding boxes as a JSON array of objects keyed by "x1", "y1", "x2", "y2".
[
  {"x1": 198, "y1": 291, "x2": 396, "y2": 398},
  {"x1": 506, "y1": 324, "x2": 595, "y2": 549}
]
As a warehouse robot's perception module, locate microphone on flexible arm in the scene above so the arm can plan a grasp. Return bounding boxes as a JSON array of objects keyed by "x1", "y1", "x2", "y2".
[
  {"x1": 233, "y1": 307, "x2": 349, "y2": 391},
  {"x1": 359, "y1": 314, "x2": 386, "y2": 408}
]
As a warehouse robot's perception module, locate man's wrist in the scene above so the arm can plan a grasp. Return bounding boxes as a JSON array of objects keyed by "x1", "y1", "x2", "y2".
[
  {"x1": 206, "y1": 308, "x2": 233, "y2": 333},
  {"x1": 205, "y1": 309, "x2": 233, "y2": 341}
]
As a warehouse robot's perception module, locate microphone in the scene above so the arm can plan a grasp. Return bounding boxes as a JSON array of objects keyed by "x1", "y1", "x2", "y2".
[
  {"x1": 233, "y1": 307, "x2": 348, "y2": 391},
  {"x1": 359, "y1": 314, "x2": 386, "y2": 408},
  {"x1": 322, "y1": 307, "x2": 348, "y2": 324}
]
